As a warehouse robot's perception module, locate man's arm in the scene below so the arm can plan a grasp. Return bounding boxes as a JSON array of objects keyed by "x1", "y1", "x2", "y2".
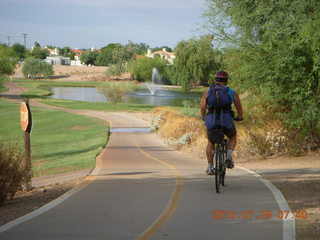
[
  {"x1": 234, "y1": 92, "x2": 243, "y2": 119},
  {"x1": 200, "y1": 90, "x2": 208, "y2": 118}
]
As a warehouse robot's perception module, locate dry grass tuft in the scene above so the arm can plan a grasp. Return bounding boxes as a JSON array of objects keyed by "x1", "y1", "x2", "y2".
[
  {"x1": 151, "y1": 107, "x2": 289, "y2": 160},
  {"x1": 151, "y1": 107, "x2": 207, "y2": 158}
]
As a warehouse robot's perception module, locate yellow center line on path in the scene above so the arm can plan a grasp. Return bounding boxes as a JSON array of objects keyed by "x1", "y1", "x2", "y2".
[{"x1": 133, "y1": 138, "x2": 183, "y2": 240}]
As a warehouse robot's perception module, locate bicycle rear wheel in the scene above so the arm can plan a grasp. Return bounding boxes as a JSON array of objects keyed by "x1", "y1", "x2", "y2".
[
  {"x1": 214, "y1": 147, "x2": 221, "y2": 193},
  {"x1": 221, "y1": 149, "x2": 225, "y2": 186}
]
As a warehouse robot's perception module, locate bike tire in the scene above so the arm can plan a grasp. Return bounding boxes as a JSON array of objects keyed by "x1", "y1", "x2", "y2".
[
  {"x1": 221, "y1": 148, "x2": 225, "y2": 186},
  {"x1": 215, "y1": 147, "x2": 221, "y2": 193}
]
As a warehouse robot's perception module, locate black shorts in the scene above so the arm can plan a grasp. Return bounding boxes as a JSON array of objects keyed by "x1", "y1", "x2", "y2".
[{"x1": 207, "y1": 126, "x2": 236, "y2": 143}]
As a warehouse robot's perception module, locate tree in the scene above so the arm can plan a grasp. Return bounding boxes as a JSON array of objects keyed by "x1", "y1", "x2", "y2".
[
  {"x1": 31, "y1": 46, "x2": 49, "y2": 59},
  {"x1": 80, "y1": 51, "x2": 99, "y2": 65},
  {"x1": 11, "y1": 43, "x2": 26, "y2": 60},
  {"x1": 204, "y1": 0, "x2": 320, "y2": 147},
  {"x1": 58, "y1": 46, "x2": 71, "y2": 56},
  {"x1": 173, "y1": 35, "x2": 219, "y2": 88},
  {"x1": 152, "y1": 46, "x2": 173, "y2": 52},
  {"x1": 137, "y1": 42, "x2": 150, "y2": 55},
  {"x1": 96, "y1": 41, "x2": 145, "y2": 66},
  {"x1": 22, "y1": 57, "x2": 54, "y2": 78},
  {"x1": 127, "y1": 57, "x2": 168, "y2": 82},
  {"x1": 0, "y1": 44, "x2": 18, "y2": 75}
]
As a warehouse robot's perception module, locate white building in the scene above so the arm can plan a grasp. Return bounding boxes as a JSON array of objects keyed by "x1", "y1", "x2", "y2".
[
  {"x1": 146, "y1": 48, "x2": 176, "y2": 64},
  {"x1": 45, "y1": 56, "x2": 71, "y2": 65}
]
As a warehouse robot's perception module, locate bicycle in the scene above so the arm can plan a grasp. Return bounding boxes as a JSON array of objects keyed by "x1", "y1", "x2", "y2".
[
  {"x1": 210, "y1": 129, "x2": 227, "y2": 193},
  {"x1": 210, "y1": 117, "x2": 243, "y2": 193}
]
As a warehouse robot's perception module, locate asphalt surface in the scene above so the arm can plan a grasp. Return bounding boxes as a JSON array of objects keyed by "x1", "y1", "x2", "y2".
[
  {"x1": 0, "y1": 130, "x2": 290, "y2": 240},
  {"x1": 0, "y1": 84, "x2": 293, "y2": 239}
]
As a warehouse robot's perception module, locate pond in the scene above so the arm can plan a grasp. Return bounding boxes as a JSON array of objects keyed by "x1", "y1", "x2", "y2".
[{"x1": 49, "y1": 87, "x2": 203, "y2": 107}]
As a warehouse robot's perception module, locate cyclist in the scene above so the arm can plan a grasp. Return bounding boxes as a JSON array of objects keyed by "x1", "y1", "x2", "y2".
[{"x1": 200, "y1": 71, "x2": 243, "y2": 175}]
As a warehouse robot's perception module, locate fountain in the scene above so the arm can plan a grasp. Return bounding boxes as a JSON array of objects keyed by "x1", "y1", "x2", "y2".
[{"x1": 145, "y1": 68, "x2": 163, "y2": 95}]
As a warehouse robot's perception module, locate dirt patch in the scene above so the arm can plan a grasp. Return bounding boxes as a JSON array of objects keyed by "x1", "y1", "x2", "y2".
[
  {"x1": 0, "y1": 179, "x2": 81, "y2": 226},
  {"x1": 71, "y1": 125, "x2": 87, "y2": 130},
  {"x1": 263, "y1": 175, "x2": 320, "y2": 240},
  {"x1": 12, "y1": 64, "x2": 132, "y2": 82}
]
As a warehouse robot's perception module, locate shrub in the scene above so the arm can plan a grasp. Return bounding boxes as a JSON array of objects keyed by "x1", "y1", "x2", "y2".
[
  {"x1": 97, "y1": 82, "x2": 136, "y2": 105},
  {"x1": 105, "y1": 64, "x2": 126, "y2": 79},
  {"x1": 22, "y1": 57, "x2": 54, "y2": 78},
  {"x1": 0, "y1": 144, "x2": 27, "y2": 206}
]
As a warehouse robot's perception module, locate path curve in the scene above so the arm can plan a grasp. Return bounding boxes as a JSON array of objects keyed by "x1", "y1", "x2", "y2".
[{"x1": 0, "y1": 82, "x2": 295, "y2": 240}]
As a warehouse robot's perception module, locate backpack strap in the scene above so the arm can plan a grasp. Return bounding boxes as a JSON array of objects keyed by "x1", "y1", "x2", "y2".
[{"x1": 226, "y1": 87, "x2": 232, "y2": 104}]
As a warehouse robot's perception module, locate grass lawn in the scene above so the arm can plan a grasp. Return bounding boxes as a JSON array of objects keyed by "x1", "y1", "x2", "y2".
[{"x1": 0, "y1": 99, "x2": 109, "y2": 177}]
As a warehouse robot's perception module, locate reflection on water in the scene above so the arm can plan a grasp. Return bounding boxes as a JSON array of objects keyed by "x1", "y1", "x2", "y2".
[{"x1": 50, "y1": 87, "x2": 202, "y2": 107}]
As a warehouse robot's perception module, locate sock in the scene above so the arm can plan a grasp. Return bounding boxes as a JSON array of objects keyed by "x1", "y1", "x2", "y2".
[
  {"x1": 227, "y1": 150, "x2": 233, "y2": 160},
  {"x1": 208, "y1": 162, "x2": 213, "y2": 168}
]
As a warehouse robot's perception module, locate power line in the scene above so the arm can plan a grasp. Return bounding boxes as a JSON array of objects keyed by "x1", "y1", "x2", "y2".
[{"x1": 2, "y1": 33, "x2": 29, "y2": 48}]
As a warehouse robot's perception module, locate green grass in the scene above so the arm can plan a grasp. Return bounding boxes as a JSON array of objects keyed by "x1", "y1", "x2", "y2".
[{"x1": 0, "y1": 99, "x2": 109, "y2": 177}]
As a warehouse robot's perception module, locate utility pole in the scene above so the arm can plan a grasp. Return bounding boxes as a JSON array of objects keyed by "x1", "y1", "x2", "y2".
[
  {"x1": 22, "y1": 33, "x2": 28, "y2": 49},
  {"x1": 6, "y1": 36, "x2": 11, "y2": 46}
]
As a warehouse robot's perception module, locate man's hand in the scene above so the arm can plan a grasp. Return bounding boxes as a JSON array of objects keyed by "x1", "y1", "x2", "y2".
[{"x1": 235, "y1": 116, "x2": 244, "y2": 121}]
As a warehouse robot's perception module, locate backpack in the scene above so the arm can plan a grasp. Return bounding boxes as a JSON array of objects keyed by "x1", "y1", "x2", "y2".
[{"x1": 206, "y1": 84, "x2": 232, "y2": 112}]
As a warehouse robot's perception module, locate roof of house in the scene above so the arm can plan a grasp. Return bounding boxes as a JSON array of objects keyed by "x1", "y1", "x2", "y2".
[{"x1": 71, "y1": 49, "x2": 85, "y2": 54}]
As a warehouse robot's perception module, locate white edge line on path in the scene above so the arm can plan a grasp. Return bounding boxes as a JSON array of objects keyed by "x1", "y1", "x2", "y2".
[
  {"x1": 236, "y1": 166, "x2": 296, "y2": 240},
  {"x1": 0, "y1": 180, "x2": 90, "y2": 234}
]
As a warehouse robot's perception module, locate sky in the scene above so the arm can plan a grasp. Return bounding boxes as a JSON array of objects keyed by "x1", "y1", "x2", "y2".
[{"x1": 0, "y1": 0, "x2": 208, "y2": 50}]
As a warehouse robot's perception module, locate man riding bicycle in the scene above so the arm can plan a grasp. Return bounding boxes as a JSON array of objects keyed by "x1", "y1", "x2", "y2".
[{"x1": 200, "y1": 71, "x2": 243, "y2": 175}]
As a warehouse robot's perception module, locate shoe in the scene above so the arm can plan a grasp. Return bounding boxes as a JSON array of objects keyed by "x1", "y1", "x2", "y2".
[
  {"x1": 225, "y1": 158, "x2": 234, "y2": 169},
  {"x1": 206, "y1": 167, "x2": 214, "y2": 175}
]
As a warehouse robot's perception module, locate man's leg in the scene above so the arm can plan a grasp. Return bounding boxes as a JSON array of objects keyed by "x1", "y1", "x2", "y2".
[
  {"x1": 227, "y1": 134, "x2": 237, "y2": 150},
  {"x1": 206, "y1": 140, "x2": 214, "y2": 175},
  {"x1": 226, "y1": 131, "x2": 237, "y2": 169}
]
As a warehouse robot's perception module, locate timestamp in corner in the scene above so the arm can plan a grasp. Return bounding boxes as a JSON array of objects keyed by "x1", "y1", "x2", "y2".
[{"x1": 211, "y1": 210, "x2": 308, "y2": 220}]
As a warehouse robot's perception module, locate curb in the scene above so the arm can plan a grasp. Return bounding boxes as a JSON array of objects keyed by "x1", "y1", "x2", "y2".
[
  {"x1": 0, "y1": 179, "x2": 90, "y2": 234},
  {"x1": 236, "y1": 166, "x2": 296, "y2": 240}
]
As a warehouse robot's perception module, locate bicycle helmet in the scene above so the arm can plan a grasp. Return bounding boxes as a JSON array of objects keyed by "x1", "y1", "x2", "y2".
[{"x1": 215, "y1": 70, "x2": 228, "y2": 83}]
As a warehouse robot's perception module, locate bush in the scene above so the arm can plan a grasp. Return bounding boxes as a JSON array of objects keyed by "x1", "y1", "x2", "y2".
[
  {"x1": 97, "y1": 82, "x2": 137, "y2": 105},
  {"x1": 22, "y1": 57, "x2": 54, "y2": 78},
  {"x1": 0, "y1": 144, "x2": 27, "y2": 206},
  {"x1": 105, "y1": 64, "x2": 126, "y2": 79},
  {"x1": 0, "y1": 75, "x2": 5, "y2": 91}
]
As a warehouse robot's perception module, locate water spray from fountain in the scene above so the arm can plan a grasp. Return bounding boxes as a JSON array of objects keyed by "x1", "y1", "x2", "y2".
[{"x1": 145, "y1": 68, "x2": 163, "y2": 95}]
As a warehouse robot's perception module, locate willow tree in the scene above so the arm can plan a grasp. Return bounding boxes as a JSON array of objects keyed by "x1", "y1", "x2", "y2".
[{"x1": 173, "y1": 35, "x2": 220, "y2": 88}]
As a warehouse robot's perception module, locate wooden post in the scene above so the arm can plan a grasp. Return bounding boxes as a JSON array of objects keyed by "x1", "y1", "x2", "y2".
[
  {"x1": 24, "y1": 129, "x2": 32, "y2": 190},
  {"x1": 20, "y1": 99, "x2": 33, "y2": 190}
]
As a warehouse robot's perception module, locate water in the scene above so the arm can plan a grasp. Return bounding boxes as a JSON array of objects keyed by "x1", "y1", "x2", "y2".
[
  {"x1": 49, "y1": 87, "x2": 202, "y2": 107},
  {"x1": 145, "y1": 68, "x2": 162, "y2": 95}
]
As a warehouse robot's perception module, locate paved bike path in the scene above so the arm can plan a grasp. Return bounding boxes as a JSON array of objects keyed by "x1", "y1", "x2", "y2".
[{"x1": 0, "y1": 95, "x2": 293, "y2": 239}]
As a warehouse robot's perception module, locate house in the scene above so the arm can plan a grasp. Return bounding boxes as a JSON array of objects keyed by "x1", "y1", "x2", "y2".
[
  {"x1": 45, "y1": 56, "x2": 71, "y2": 65},
  {"x1": 45, "y1": 47, "x2": 59, "y2": 56},
  {"x1": 146, "y1": 48, "x2": 176, "y2": 64},
  {"x1": 70, "y1": 49, "x2": 85, "y2": 66}
]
